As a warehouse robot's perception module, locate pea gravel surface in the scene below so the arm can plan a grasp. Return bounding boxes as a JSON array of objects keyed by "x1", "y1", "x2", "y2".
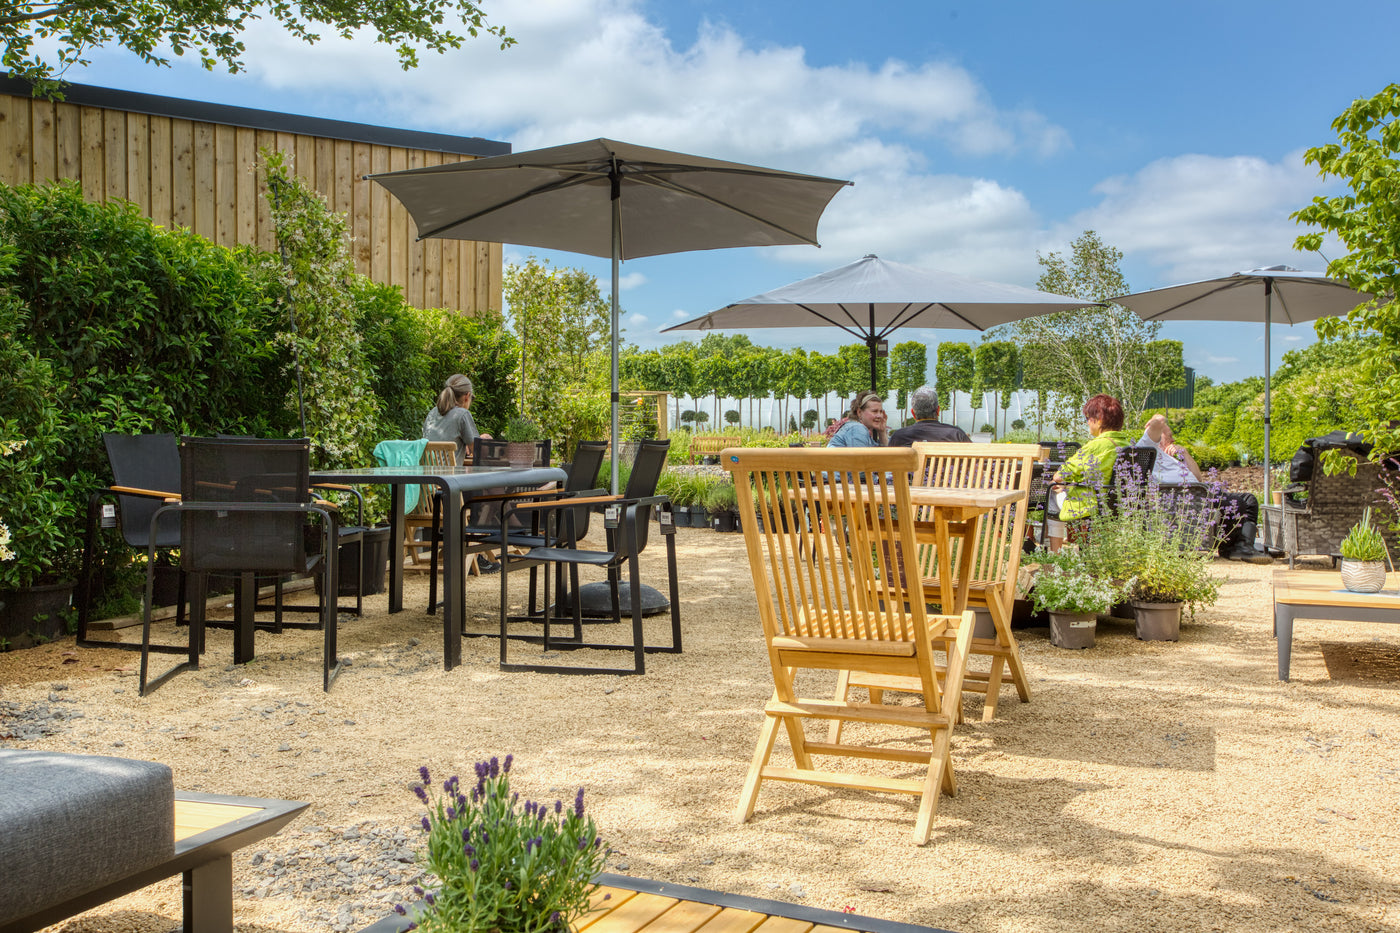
[{"x1": 2, "y1": 524, "x2": 1398, "y2": 933}]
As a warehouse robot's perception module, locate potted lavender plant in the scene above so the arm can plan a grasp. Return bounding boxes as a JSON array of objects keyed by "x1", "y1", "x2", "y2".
[{"x1": 395, "y1": 756, "x2": 609, "y2": 933}]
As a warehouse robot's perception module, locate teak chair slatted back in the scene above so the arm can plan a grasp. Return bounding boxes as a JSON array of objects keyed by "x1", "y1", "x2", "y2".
[
  {"x1": 724, "y1": 446, "x2": 975, "y2": 844},
  {"x1": 404, "y1": 441, "x2": 458, "y2": 568},
  {"x1": 913, "y1": 442, "x2": 1037, "y2": 720}
]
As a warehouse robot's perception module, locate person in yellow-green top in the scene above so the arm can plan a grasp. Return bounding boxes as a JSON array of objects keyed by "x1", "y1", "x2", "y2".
[{"x1": 1047, "y1": 394, "x2": 1133, "y2": 550}]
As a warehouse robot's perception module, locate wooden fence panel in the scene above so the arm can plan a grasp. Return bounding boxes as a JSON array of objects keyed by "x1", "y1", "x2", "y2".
[{"x1": 0, "y1": 88, "x2": 501, "y2": 315}]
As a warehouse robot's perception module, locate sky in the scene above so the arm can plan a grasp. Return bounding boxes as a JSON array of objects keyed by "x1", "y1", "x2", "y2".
[{"x1": 57, "y1": 0, "x2": 1400, "y2": 388}]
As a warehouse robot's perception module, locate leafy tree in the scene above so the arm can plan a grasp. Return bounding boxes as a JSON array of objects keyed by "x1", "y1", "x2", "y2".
[
  {"x1": 934, "y1": 342, "x2": 974, "y2": 426},
  {"x1": 773, "y1": 348, "x2": 810, "y2": 434},
  {"x1": 503, "y1": 257, "x2": 610, "y2": 441},
  {"x1": 836, "y1": 344, "x2": 884, "y2": 400},
  {"x1": 888, "y1": 341, "x2": 927, "y2": 414},
  {"x1": 802, "y1": 408, "x2": 819, "y2": 430},
  {"x1": 694, "y1": 332, "x2": 754, "y2": 359},
  {"x1": 1292, "y1": 83, "x2": 1400, "y2": 468},
  {"x1": 3, "y1": 0, "x2": 513, "y2": 95},
  {"x1": 992, "y1": 230, "x2": 1175, "y2": 431},
  {"x1": 655, "y1": 346, "x2": 697, "y2": 429},
  {"x1": 974, "y1": 340, "x2": 1018, "y2": 437},
  {"x1": 725, "y1": 408, "x2": 741, "y2": 426},
  {"x1": 679, "y1": 409, "x2": 696, "y2": 425}
]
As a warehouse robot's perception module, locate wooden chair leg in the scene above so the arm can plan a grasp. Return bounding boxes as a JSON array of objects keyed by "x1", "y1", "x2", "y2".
[{"x1": 736, "y1": 713, "x2": 781, "y2": 823}]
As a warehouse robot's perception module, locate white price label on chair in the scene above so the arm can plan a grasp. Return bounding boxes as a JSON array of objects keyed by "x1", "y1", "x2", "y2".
[
  {"x1": 605, "y1": 504, "x2": 620, "y2": 527},
  {"x1": 659, "y1": 509, "x2": 673, "y2": 526}
]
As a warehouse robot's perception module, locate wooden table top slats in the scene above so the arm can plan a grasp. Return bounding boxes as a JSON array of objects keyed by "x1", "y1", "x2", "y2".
[
  {"x1": 174, "y1": 799, "x2": 264, "y2": 841},
  {"x1": 1273, "y1": 568, "x2": 1400, "y2": 608}
]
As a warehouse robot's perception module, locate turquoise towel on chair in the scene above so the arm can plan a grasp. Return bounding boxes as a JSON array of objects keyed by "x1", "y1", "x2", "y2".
[{"x1": 373, "y1": 439, "x2": 430, "y2": 513}]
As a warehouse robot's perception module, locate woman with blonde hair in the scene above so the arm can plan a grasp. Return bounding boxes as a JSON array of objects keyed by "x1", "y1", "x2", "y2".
[
  {"x1": 826, "y1": 390, "x2": 888, "y2": 447},
  {"x1": 423, "y1": 374, "x2": 491, "y2": 465}
]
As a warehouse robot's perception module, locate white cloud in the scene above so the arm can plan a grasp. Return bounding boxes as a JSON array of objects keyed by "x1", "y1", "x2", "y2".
[
  {"x1": 1205, "y1": 355, "x2": 1240, "y2": 365},
  {"x1": 1066, "y1": 151, "x2": 1340, "y2": 285},
  {"x1": 617, "y1": 272, "x2": 647, "y2": 291},
  {"x1": 1283, "y1": 334, "x2": 1304, "y2": 342}
]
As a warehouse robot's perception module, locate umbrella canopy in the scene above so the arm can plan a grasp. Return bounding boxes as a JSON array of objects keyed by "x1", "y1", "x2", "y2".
[
  {"x1": 1113, "y1": 265, "x2": 1372, "y2": 500},
  {"x1": 368, "y1": 138, "x2": 850, "y2": 491},
  {"x1": 662, "y1": 254, "x2": 1096, "y2": 388}
]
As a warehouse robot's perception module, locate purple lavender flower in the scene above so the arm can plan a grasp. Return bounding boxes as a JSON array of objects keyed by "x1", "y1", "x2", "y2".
[
  {"x1": 421, "y1": 816, "x2": 430, "y2": 832},
  {"x1": 413, "y1": 886, "x2": 424, "y2": 896},
  {"x1": 425, "y1": 892, "x2": 436, "y2": 906},
  {"x1": 555, "y1": 799, "x2": 563, "y2": 814},
  {"x1": 489, "y1": 756, "x2": 500, "y2": 778},
  {"x1": 503, "y1": 754, "x2": 513, "y2": 772},
  {"x1": 574, "y1": 787, "x2": 585, "y2": 818},
  {"x1": 446, "y1": 806, "x2": 456, "y2": 820},
  {"x1": 413, "y1": 785, "x2": 428, "y2": 804},
  {"x1": 394, "y1": 904, "x2": 407, "y2": 916},
  {"x1": 503, "y1": 880, "x2": 512, "y2": 890},
  {"x1": 419, "y1": 765, "x2": 431, "y2": 784},
  {"x1": 470, "y1": 858, "x2": 480, "y2": 872}
]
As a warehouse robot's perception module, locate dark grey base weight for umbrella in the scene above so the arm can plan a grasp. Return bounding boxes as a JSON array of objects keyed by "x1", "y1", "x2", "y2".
[{"x1": 557, "y1": 581, "x2": 671, "y2": 620}]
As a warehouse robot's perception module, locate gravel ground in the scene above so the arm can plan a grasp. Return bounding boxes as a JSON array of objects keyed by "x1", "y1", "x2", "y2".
[{"x1": 3, "y1": 520, "x2": 1399, "y2": 933}]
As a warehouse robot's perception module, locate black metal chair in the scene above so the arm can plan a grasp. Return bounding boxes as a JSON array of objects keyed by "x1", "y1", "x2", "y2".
[
  {"x1": 425, "y1": 436, "x2": 559, "y2": 612},
  {"x1": 77, "y1": 433, "x2": 189, "y2": 652},
  {"x1": 214, "y1": 435, "x2": 365, "y2": 628},
  {"x1": 496, "y1": 438, "x2": 681, "y2": 675},
  {"x1": 138, "y1": 437, "x2": 343, "y2": 694}
]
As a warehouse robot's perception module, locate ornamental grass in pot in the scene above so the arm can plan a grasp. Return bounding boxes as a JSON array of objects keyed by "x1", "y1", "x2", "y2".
[
  {"x1": 396, "y1": 756, "x2": 608, "y2": 933},
  {"x1": 1340, "y1": 508, "x2": 1389, "y2": 593}
]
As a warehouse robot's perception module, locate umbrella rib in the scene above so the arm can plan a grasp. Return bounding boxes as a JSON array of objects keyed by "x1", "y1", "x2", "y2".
[
  {"x1": 1136, "y1": 281, "x2": 1245, "y2": 321},
  {"x1": 412, "y1": 171, "x2": 598, "y2": 240},
  {"x1": 933, "y1": 302, "x2": 986, "y2": 331},
  {"x1": 876, "y1": 303, "x2": 932, "y2": 338},
  {"x1": 626, "y1": 173, "x2": 822, "y2": 245},
  {"x1": 795, "y1": 303, "x2": 866, "y2": 339}
]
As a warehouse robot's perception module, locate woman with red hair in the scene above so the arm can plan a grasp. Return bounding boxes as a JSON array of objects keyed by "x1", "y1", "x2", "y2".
[{"x1": 1048, "y1": 394, "x2": 1132, "y2": 549}]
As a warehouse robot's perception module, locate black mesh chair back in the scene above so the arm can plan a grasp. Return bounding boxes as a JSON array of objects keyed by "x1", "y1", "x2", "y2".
[
  {"x1": 79, "y1": 433, "x2": 187, "y2": 648},
  {"x1": 180, "y1": 437, "x2": 310, "y2": 574},
  {"x1": 616, "y1": 439, "x2": 669, "y2": 558},
  {"x1": 105, "y1": 432, "x2": 181, "y2": 548},
  {"x1": 1104, "y1": 445, "x2": 1156, "y2": 515},
  {"x1": 473, "y1": 437, "x2": 510, "y2": 467},
  {"x1": 560, "y1": 441, "x2": 608, "y2": 541}
]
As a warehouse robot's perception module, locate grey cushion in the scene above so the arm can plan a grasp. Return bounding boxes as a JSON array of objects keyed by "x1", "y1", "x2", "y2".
[{"x1": 0, "y1": 749, "x2": 175, "y2": 923}]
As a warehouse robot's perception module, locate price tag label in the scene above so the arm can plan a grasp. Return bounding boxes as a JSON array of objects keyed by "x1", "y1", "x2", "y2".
[
  {"x1": 604, "y1": 504, "x2": 620, "y2": 528},
  {"x1": 100, "y1": 503, "x2": 117, "y2": 528},
  {"x1": 659, "y1": 507, "x2": 676, "y2": 535}
]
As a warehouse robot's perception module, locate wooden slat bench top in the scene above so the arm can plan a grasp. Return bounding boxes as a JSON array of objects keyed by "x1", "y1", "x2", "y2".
[
  {"x1": 362, "y1": 874, "x2": 955, "y2": 933},
  {"x1": 1272, "y1": 569, "x2": 1400, "y2": 681},
  {"x1": 175, "y1": 798, "x2": 265, "y2": 841},
  {"x1": 1273, "y1": 568, "x2": 1400, "y2": 609}
]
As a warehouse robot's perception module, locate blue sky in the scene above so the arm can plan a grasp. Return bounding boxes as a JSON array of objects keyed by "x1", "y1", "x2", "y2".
[{"x1": 61, "y1": 0, "x2": 1399, "y2": 386}]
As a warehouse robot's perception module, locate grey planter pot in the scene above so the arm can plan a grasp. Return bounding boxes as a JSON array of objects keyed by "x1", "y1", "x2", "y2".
[
  {"x1": 1131, "y1": 600, "x2": 1182, "y2": 641},
  {"x1": 1048, "y1": 610, "x2": 1097, "y2": 649}
]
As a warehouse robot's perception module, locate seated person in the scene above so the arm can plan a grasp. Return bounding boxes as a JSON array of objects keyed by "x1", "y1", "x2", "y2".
[
  {"x1": 827, "y1": 391, "x2": 888, "y2": 447},
  {"x1": 889, "y1": 385, "x2": 971, "y2": 446},
  {"x1": 1047, "y1": 394, "x2": 1133, "y2": 550},
  {"x1": 1138, "y1": 414, "x2": 1269, "y2": 563}
]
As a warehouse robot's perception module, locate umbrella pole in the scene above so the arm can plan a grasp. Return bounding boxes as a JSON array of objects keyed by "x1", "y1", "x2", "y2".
[
  {"x1": 868, "y1": 304, "x2": 878, "y2": 390},
  {"x1": 610, "y1": 172, "x2": 621, "y2": 495},
  {"x1": 1264, "y1": 282, "x2": 1272, "y2": 504}
]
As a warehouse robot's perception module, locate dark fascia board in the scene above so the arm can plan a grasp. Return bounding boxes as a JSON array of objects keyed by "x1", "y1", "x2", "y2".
[{"x1": 0, "y1": 73, "x2": 511, "y2": 158}]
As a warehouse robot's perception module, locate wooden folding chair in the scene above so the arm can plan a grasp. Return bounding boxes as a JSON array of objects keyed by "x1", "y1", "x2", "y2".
[
  {"x1": 835, "y1": 443, "x2": 1037, "y2": 724},
  {"x1": 404, "y1": 441, "x2": 458, "y2": 570},
  {"x1": 725, "y1": 446, "x2": 975, "y2": 844}
]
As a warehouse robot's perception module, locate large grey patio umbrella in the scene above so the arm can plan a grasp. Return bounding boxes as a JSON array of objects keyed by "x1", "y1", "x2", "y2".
[
  {"x1": 1113, "y1": 265, "x2": 1372, "y2": 501},
  {"x1": 662, "y1": 254, "x2": 1096, "y2": 388},
  {"x1": 367, "y1": 138, "x2": 850, "y2": 492}
]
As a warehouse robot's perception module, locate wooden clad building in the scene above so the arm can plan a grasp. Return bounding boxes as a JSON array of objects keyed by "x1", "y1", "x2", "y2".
[{"x1": 0, "y1": 75, "x2": 510, "y2": 314}]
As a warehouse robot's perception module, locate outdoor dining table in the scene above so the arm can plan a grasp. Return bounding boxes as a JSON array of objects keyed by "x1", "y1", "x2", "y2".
[
  {"x1": 789, "y1": 480, "x2": 1024, "y2": 613},
  {"x1": 309, "y1": 463, "x2": 567, "y2": 670}
]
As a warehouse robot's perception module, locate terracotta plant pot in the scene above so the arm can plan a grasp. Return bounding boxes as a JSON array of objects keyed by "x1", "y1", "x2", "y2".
[
  {"x1": 1048, "y1": 610, "x2": 1097, "y2": 649},
  {"x1": 1131, "y1": 600, "x2": 1182, "y2": 641}
]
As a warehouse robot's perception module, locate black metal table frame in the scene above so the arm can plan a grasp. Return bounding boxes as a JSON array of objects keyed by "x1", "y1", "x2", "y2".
[{"x1": 309, "y1": 464, "x2": 566, "y2": 670}]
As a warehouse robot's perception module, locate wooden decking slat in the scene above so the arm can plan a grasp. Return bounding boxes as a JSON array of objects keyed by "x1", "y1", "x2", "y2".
[
  {"x1": 585, "y1": 892, "x2": 680, "y2": 933},
  {"x1": 691, "y1": 907, "x2": 770, "y2": 933},
  {"x1": 640, "y1": 898, "x2": 722, "y2": 933},
  {"x1": 752, "y1": 916, "x2": 813, "y2": 933}
]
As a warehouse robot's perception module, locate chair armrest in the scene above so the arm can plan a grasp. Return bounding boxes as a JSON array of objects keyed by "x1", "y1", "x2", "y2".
[
  {"x1": 506, "y1": 493, "x2": 622, "y2": 514},
  {"x1": 110, "y1": 485, "x2": 181, "y2": 501}
]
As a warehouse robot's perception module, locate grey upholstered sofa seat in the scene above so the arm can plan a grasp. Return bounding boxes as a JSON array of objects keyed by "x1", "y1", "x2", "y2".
[{"x1": 0, "y1": 749, "x2": 175, "y2": 924}]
